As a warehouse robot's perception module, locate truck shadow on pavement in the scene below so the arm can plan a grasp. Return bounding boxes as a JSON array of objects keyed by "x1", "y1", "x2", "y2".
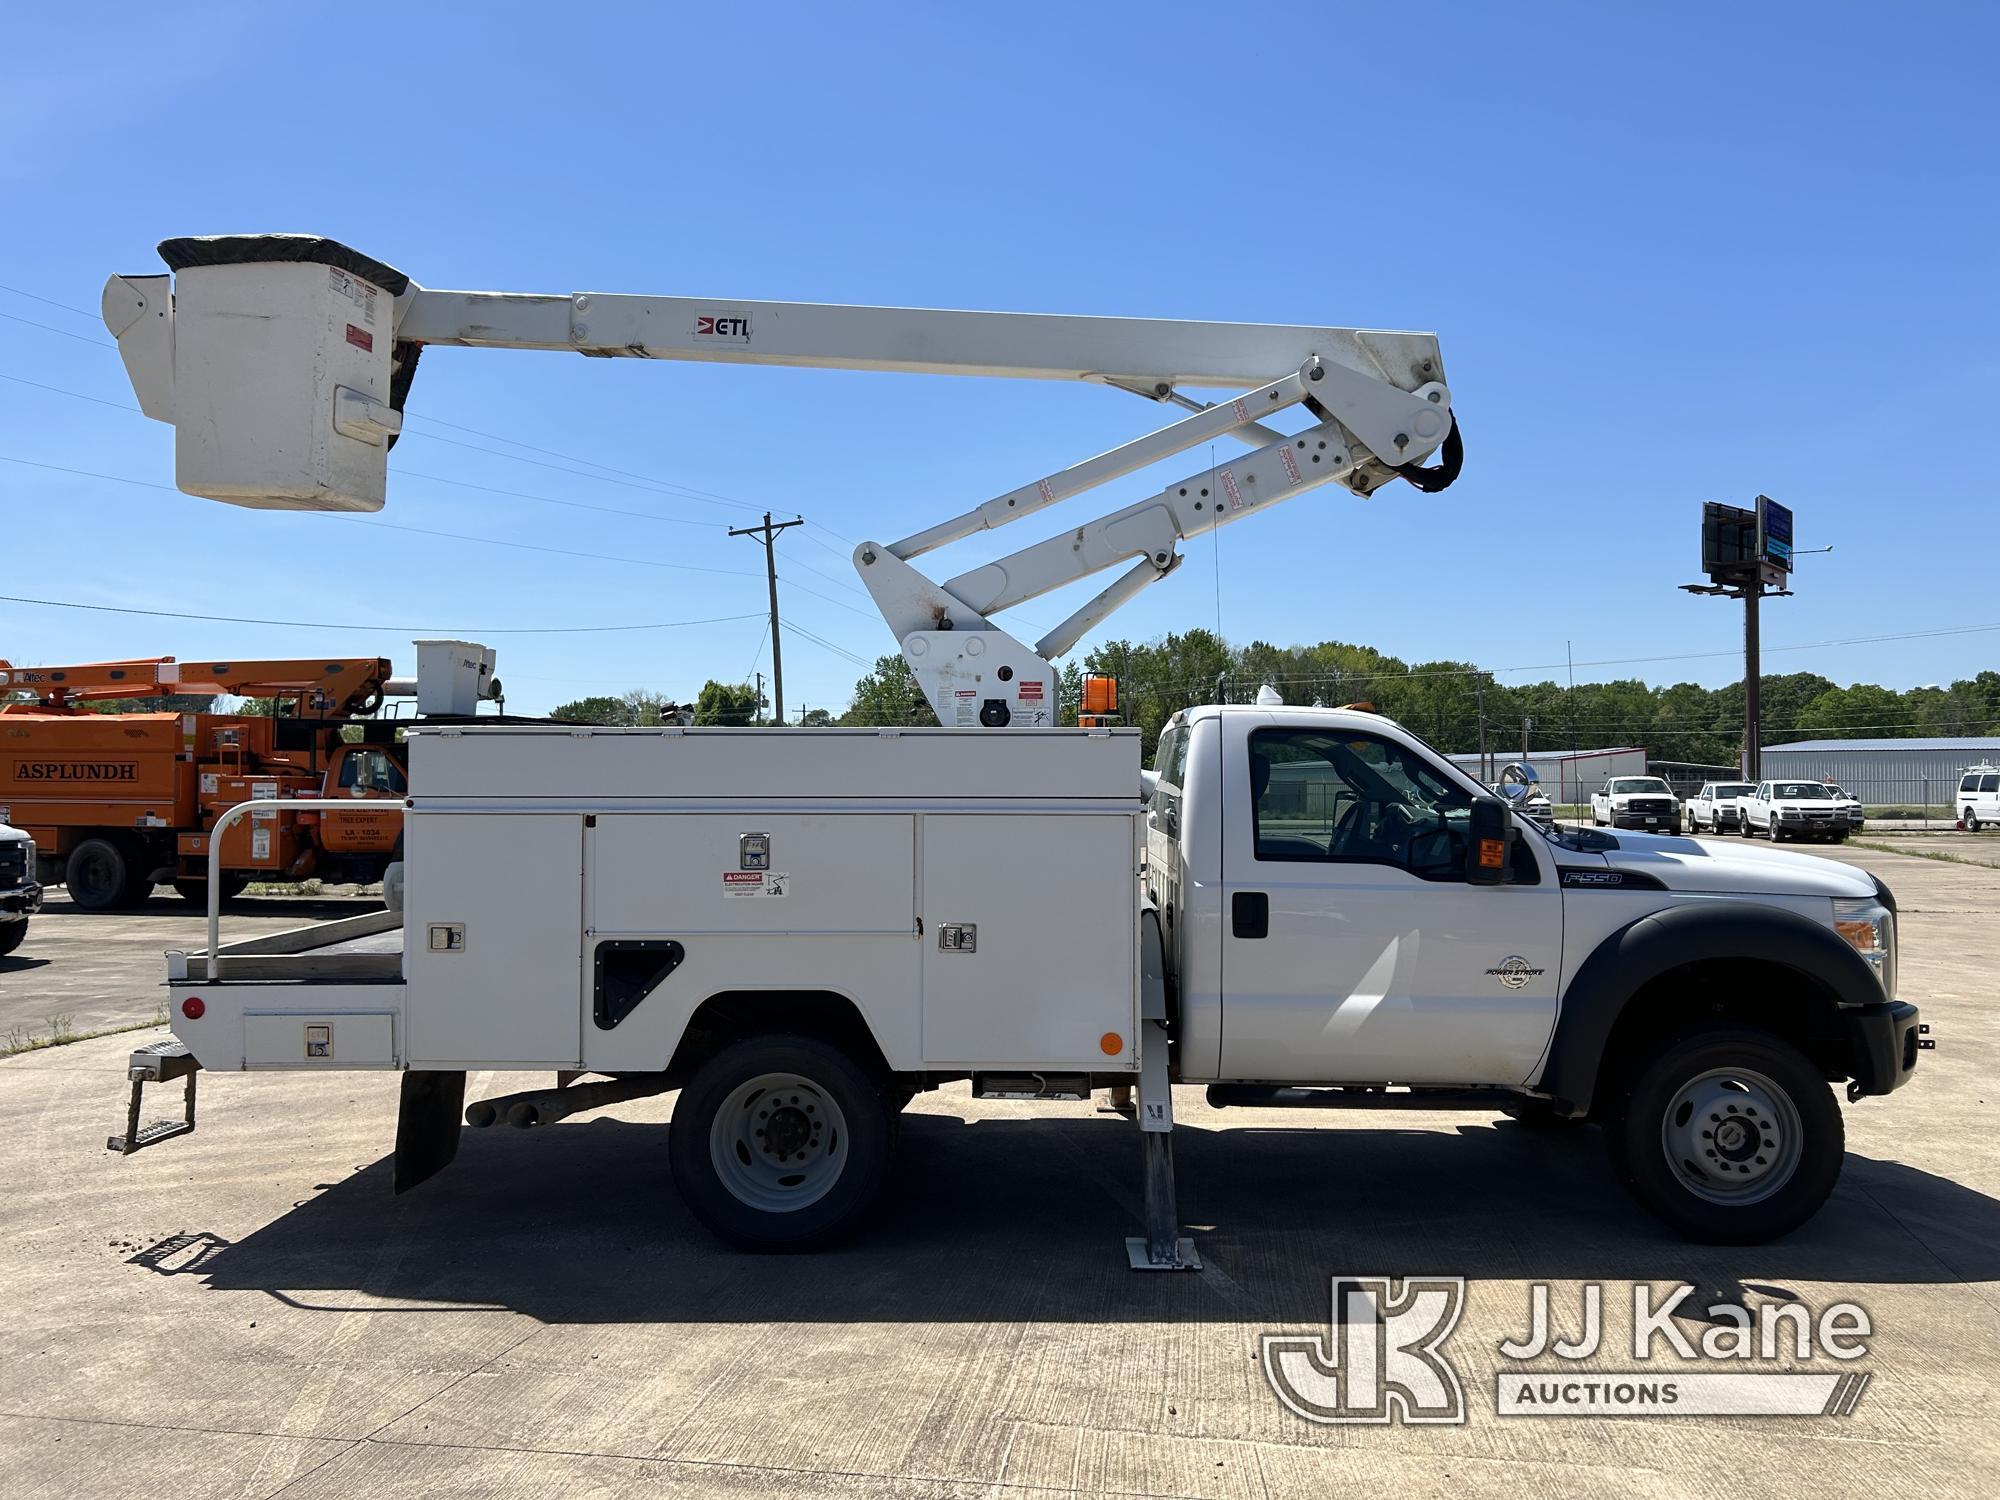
[
  {"x1": 37, "y1": 895, "x2": 381, "y2": 922},
  {"x1": 160, "y1": 1111, "x2": 2000, "y2": 1325}
]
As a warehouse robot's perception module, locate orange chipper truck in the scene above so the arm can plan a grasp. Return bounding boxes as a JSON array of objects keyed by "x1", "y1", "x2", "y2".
[{"x1": 0, "y1": 641, "x2": 496, "y2": 910}]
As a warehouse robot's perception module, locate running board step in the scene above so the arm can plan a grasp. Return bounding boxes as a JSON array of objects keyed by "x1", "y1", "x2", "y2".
[
  {"x1": 108, "y1": 1040, "x2": 200, "y2": 1155},
  {"x1": 1205, "y1": 1084, "x2": 1516, "y2": 1111},
  {"x1": 973, "y1": 1072, "x2": 1090, "y2": 1101}
]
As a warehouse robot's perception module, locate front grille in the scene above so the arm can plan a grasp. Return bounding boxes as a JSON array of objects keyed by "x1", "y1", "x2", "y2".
[
  {"x1": 1628, "y1": 799, "x2": 1674, "y2": 814},
  {"x1": 0, "y1": 844, "x2": 24, "y2": 883}
]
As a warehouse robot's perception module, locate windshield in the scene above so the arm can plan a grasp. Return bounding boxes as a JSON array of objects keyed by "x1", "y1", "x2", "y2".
[
  {"x1": 1773, "y1": 782, "x2": 1831, "y2": 800},
  {"x1": 1609, "y1": 778, "x2": 1670, "y2": 795}
]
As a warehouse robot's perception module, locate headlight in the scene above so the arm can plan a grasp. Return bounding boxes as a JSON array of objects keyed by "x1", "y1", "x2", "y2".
[{"x1": 1833, "y1": 897, "x2": 1896, "y2": 998}]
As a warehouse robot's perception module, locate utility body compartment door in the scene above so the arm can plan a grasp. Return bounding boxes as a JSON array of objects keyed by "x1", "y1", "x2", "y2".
[
  {"x1": 920, "y1": 813, "x2": 1139, "y2": 1071},
  {"x1": 405, "y1": 812, "x2": 585, "y2": 1067}
]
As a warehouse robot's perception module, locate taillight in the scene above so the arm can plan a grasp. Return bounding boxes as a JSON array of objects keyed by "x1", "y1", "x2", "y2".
[{"x1": 181, "y1": 997, "x2": 206, "y2": 1019}]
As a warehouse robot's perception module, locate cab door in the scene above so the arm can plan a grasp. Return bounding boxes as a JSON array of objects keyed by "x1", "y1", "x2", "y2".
[{"x1": 1217, "y1": 716, "x2": 1563, "y2": 1085}]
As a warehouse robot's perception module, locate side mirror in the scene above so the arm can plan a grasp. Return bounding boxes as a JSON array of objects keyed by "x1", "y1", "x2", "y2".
[{"x1": 1467, "y1": 795, "x2": 1511, "y2": 886}]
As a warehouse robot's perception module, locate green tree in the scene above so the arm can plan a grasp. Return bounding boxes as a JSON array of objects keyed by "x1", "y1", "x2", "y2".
[
  {"x1": 798, "y1": 707, "x2": 835, "y2": 727},
  {"x1": 839, "y1": 655, "x2": 934, "y2": 726},
  {"x1": 693, "y1": 680, "x2": 759, "y2": 726},
  {"x1": 550, "y1": 695, "x2": 636, "y2": 725}
]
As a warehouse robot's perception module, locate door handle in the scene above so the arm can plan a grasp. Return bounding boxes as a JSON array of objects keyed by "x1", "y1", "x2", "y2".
[{"x1": 1232, "y1": 891, "x2": 1269, "y2": 939}]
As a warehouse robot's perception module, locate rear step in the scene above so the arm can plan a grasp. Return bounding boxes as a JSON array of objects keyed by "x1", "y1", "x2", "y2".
[
  {"x1": 1205, "y1": 1084, "x2": 1518, "y2": 1111},
  {"x1": 107, "y1": 1039, "x2": 200, "y2": 1155}
]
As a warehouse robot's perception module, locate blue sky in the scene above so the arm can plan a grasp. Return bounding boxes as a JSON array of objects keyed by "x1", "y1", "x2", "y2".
[{"x1": 3, "y1": 2, "x2": 1994, "y2": 716}]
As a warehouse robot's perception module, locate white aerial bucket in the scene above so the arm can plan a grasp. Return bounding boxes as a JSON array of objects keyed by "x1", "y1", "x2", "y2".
[{"x1": 103, "y1": 236, "x2": 410, "y2": 512}]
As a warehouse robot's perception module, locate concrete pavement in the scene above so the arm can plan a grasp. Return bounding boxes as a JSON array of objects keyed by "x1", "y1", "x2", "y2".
[
  {"x1": 0, "y1": 889, "x2": 379, "y2": 1042},
  {"x1": 0, "y1": 844, "x2": 1995, "y2": 1497}
]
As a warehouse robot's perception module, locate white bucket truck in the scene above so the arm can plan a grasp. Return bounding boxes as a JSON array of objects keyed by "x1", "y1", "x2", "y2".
[{"x1": 101, "y1": 236, "x2": 1926, "y2": 1260}]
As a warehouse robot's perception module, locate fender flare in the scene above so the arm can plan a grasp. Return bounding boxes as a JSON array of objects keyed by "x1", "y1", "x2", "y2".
[{"x1": 1537, "y1": 901, "x2": 1884, "y2": 1116}]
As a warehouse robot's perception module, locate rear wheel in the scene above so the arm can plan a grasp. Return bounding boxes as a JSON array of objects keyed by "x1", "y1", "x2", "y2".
[
  {"x1": 1607, "y1": 1026, "x2": 1843, "y2": 1243},
  {"x1": 669, "y1": 1034, "x2": 894, "y2": 1251},
  {"x1": 172, "y1": 873, "x2": 251, "y2": 906},
  {"x1": 64, "y1": 838, "x2": 132, "y2": 911},
  {"x1": 1967, "y1": 811, "x2": 1981, "y2": 833}
]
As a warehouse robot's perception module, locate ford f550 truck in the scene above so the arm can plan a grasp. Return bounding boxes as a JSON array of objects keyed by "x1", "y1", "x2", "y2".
[
  {"x1": 94, "y1": 233, "x2": 1927, "y2": 1267},
  {"x1": 120, "y1": 707, "x2": 1925, "y2": 1260}
]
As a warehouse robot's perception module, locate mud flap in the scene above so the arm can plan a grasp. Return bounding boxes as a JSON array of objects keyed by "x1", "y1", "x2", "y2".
[{"x1": 393, "y1": 1070, "x2": 466, "y2": 1193}]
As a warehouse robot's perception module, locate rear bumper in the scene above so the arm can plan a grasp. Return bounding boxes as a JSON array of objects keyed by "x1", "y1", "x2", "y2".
[{"x1": 1844, "y1": 1000, "x2": 1925, "y2": 1098}]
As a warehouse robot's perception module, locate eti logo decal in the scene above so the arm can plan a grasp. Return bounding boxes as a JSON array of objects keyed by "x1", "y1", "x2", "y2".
[
  {"x1": 1485, "y1": 955, "x2": 1545, "y2": 990},
  {"x1": 693, "y1": 312, "x2": 752, "y2": 342},
  {"x1": 1262, "y1": 1277, "x2": 1467, "y2": 1424}
]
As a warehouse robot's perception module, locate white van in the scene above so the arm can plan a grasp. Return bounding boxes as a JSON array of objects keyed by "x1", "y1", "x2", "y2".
[{"x1": 1957, "y1": 765, "x2": 2000, "y2": 831}]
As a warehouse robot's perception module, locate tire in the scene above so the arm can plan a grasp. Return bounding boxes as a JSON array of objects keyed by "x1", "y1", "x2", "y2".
[
  {"x1": 0, "y1": 922, "x2": 25, "y2": 957},
  {"x1": 64, "y1": 838, "x2": 132, "y2": 911},
  {"x1": 668, "y1": 1033, "x2": 895, "y2": 1251},
  {"x1": 1606, "y1": 1026, "x2": 1843, "y2": 1244},
  {"x1": 172, "y1": 873, "x2": 251, "y2": 906},
  {"x1": 1966, "y1": 811, "x2": 1981, "y2": 833}
]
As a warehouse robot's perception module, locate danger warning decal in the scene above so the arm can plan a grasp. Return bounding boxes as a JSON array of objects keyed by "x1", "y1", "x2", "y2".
[
  {"x1": 1018, "y1": 680, "x2": 1045, "y2": 701},
  {"x1": 345, "y1": 324, "x2": 374, "y2": 352},
  {"x1": 1220, "y1": 468, "x2": 1245, "y2": 510},
  {"x1": 1279, "y1": 444, "x2": 1302, "y2": 485},
  {"x1": 722, "y1": 870, "x2": 789, "y2": 897}
]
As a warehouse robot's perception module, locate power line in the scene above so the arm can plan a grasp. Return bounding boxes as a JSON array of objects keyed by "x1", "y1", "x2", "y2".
[
  {"x1": 336, "y1": 516, "x2": 764, "y2": 578},
  {"x1": 0, "y1": 283, "x2": 97, "y2": 320},
  {"x1": 0, "y1": 308, "x2": 114, "y2": 348},
  {"x1": 0, "y1": 590, "x2": 762, "y2": 636}
]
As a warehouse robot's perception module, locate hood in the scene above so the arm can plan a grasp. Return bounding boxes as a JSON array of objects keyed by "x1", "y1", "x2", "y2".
[
  {"x1": 0, "y1": 824, "x2": 30, "y2": 845},
  {"x1": 1577, "y1": 830, "x2": 1875, "y2": 898}
]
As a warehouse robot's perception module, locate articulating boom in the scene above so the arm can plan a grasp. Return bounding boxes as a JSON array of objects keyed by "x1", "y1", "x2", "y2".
[{"x1": 103, "y1": 234, "x2": 1459, "y2": 727}]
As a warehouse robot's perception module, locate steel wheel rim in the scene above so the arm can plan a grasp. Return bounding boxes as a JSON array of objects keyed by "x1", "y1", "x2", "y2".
[
  {"x1": 1660, "y1": 1066, "x2": 1803, "y2": 1206},
  {"x1": 709, "y1": 1071, "x2": 848, "y2": 1213}
]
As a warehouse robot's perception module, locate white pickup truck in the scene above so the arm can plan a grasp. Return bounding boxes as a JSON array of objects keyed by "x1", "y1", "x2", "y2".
[
  {"x1": 0, "y1": 823, "x2": 39, "y2": 957},
  {"x1": 1591, "y1": 775, "x2": 1681, "y2": 831},
  {"x1": 1687, "y1": 780, "x2": 1756, "y2": 833},
  {"x1": 1743, "y1": 780, "x2": 1852, "y2": 843},
  {"x1": 115, "y1": 706, "x2": 1927, "y2": 1258}
]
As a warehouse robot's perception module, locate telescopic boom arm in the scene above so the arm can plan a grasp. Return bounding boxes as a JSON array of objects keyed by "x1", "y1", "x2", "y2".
[{"x1": 103, "y1": 234, "x2": 1459, "y2": 727}]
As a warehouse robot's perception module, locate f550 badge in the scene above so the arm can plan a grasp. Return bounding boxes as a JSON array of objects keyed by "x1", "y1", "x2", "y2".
[{"x1": 693, "y1": 312, "x2": 752, "y2": 342}]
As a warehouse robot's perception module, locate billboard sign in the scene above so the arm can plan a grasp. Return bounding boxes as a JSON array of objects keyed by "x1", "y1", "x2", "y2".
[
  {"x1": 1757, "y1": 495, "x2": 1794, "y2": 573},
  {"x1": 1701, "y1": 501, "x2": 1756, "y2": 575}
]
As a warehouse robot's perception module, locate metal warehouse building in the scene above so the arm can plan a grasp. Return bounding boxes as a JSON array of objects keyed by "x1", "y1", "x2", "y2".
[
  {"x1": 1448, "y1": 747, "x2": 1647, "y2": 806},
  {"x1": 1761, "y1": 737, "x2": 2000, "y2": 810}
]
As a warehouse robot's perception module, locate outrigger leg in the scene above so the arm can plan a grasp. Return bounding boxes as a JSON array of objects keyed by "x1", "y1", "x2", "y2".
[{"x1": 1125, "y1": 1017, "x2": 1200, "y2": 1272}]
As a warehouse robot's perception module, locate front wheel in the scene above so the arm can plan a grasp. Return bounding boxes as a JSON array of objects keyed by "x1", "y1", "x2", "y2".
[
  {"x1": 1607, "y1": 1027, "x2": 1843, "y2": 1243},
  {"x1": 0, "y1": 922, "x2": 25, "y2": 957},
  {"x1": 1967, "y1": 811, "x2": 1982, "y2": 833},
  {"x1": 668, "y1": 1034, "x2": 894, "y2": 1251}
]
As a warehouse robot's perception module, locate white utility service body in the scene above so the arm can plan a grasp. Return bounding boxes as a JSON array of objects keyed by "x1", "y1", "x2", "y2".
[{"x1": 173, "y1": 725, "x2": 1146, "y2": 1081}]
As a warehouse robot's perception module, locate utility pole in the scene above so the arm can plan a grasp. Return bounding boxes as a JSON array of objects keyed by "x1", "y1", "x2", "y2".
[
  {"x1": 730, "y1": 512, "x2": 804, "y2": 725},
  {"x1": 1476, "y1": 675, "x2": 1489, "y2": 784},
  {"x1": 754, "y1": 671, "x2": 766, "y2": 726}
]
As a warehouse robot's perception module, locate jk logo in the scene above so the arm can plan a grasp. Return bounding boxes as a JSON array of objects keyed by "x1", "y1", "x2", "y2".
[{"x1": 1261, "y1": 1277, "x2": 1467, "y2": 1424}]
